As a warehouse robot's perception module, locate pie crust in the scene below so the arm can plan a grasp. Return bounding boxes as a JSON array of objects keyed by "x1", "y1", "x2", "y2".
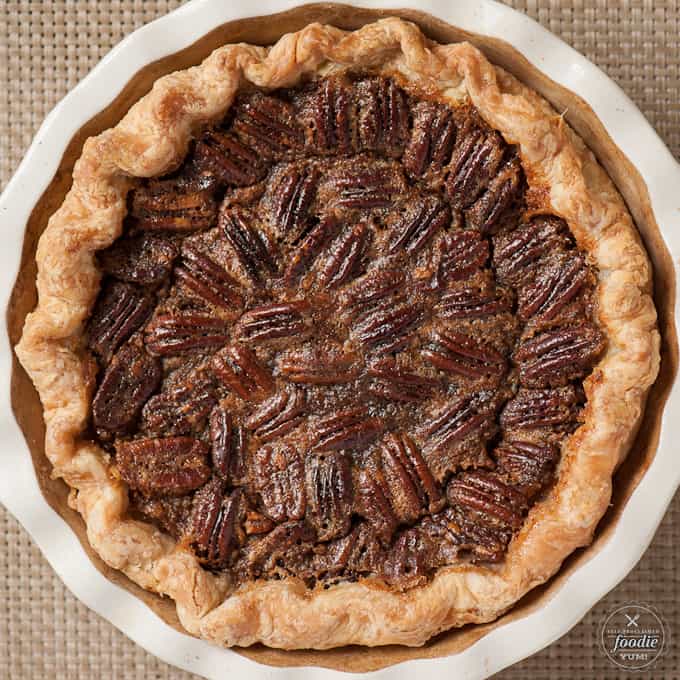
[{"x1": 15, "y1": 18, "x2": 660, "y2": 649}]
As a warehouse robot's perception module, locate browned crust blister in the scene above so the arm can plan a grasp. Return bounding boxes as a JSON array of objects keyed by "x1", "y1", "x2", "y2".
[{"x1": 15, "y1": 18, "x2": 659, "y2": 649}]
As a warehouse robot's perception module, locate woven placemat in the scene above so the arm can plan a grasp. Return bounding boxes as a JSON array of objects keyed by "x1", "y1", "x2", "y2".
[{"x1": 1, "y1": 2, "x2": 678, "y2": 678}]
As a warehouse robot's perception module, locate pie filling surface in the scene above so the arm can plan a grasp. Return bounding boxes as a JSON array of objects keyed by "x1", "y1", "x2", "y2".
[{"x1": 88, "y1": 73, "x2": 605, "y2": 591}]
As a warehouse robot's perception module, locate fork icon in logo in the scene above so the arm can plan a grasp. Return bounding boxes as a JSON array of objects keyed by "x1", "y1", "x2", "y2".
[{"x1": 625, "y1": 614, "x2": 640, "y2": 628}]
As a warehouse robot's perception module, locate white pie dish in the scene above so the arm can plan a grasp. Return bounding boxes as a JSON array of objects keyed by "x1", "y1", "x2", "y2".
[{"x1": 1, "y1": 1, "x2": 679, "y2": 678}]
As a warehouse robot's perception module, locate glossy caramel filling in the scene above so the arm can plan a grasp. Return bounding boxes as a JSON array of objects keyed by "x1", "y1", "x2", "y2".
[{"x1": 87, "y1": 74, "x2": 604, "y2": 590}]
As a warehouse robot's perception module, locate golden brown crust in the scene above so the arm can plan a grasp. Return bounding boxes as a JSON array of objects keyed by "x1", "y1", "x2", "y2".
[{"x1": 16, "y1": 18, "x2": 659, "y2": 649}]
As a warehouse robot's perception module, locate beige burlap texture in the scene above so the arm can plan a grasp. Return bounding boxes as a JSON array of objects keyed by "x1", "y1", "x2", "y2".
[{"x1": 0, "y1": 2, "x2": 678, "y2": 678}]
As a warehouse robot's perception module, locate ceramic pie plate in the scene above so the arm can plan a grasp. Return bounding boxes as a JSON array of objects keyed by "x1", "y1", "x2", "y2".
[{"x1": 1, "y1": 1, "x2": 678, "y2": 678}]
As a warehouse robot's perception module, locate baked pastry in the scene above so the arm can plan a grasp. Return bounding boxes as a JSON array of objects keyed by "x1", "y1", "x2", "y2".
[{"x1": 16, "y1": 17, "x2": 660, "y2": 650}]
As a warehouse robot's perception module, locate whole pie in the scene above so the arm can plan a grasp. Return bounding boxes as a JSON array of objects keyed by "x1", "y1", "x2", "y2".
[{"x1": 16, "y1": 18, "x2": 660, "y2": 649}]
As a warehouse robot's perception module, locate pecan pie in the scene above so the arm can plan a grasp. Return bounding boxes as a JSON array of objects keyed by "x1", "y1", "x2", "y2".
[{"x1": 16, "y1": 18, "x2": 659, "y2": 650}]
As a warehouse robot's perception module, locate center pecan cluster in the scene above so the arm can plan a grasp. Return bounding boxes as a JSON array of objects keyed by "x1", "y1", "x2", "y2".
[{"x1": 87, "y1": 74, "x2": 604, "y2": 589}]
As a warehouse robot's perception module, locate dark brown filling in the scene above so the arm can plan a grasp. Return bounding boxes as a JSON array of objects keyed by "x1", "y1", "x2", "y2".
[{"x1": 87, "y1": 73, "x2": 605, "y2": 591}]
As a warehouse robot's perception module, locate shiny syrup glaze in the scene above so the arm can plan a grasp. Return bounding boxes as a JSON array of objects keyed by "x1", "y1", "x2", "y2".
[{"x1": 87, "y1": 74, "x2": 605, "y2": 590}]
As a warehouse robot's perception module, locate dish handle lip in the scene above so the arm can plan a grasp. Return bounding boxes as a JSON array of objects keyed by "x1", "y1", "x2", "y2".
[{"x1": 0, "y1": 1, "x2": 678, "y2": 678}]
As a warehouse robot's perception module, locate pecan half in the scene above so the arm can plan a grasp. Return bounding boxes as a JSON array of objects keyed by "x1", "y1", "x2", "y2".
[
  {"x1": 263, "y1": 164, "x2": 319, "y2": 243},
  {"x1": 389, "y1": 195, "x2": 451, "y2": 254},
  {"x1": 313, "y1": 523, "x2": 384, "y2": 577},
  {"x1": 447, "y1": 470, "x2": 527, "y2": 531},
  {"x1": 220, "y1": 208, "x2": 277, "y2": 284},
  {"x1": 115, "y1": 436, "x2": 210, "y2": 496},
  {"x1": 231, "y1": 92, "x2": 304, "y2": 159},
  {"x1": 174, "y1": 242, "x2": 243, "y2": 310},
  {"x1": 450, "y1": 508, "x2": 513, "y2": 562},
  {"x1": 244, "y1": 511, "x2": 275, "y2": 536},
  {"x1": 250, "y1": 444, "x2": 306, "y2": 522},
  {"x1": 340, "y1": 268, "x2": 406, "y2": 314},
  {"x1": 437, "y1": 281, "x2": 511, "y2": 320},
  {"x1": 381, "y1": 528, "x2": 434, "y2": 590},
  {"x1": 88, "y1": 281, "x2": 154, "y2": 361},
  {"x1": 350, "y1": 297, "x2": 422, "y2": 353},
  {"x1": 380, "y1": 433, "x2": 444, "y2": 522},
  {"x1": 355, "y1": 77, "x2": 410, "y2": 156},
  {"x1": 130, "y1": 175, "x2": 216, "y2": 232},
  {"x1": 446, "y1": 123, "x2": 505, "y2": 209},
  {"x1": 245, "y1": 386, "x2": 306, "y2": 441},
  {"x1": 325, "y1": 158, "x2": 406, "y2": 210},
  {"x1": 493, "y1": 215, "x2": 572, "y2": 283},
  {"x1": 422, "y1": 329, "x2": 506, "y2": 380},
  {"x1": 141, "y1": 373, "x2": 216, "y2": 436},
  {"x1": 420, "y1": 392, "x2": 497, "y2": 460},
  {"x1": 367, "y1": 361, "x2": 437, "y2": 402},
  {"x1": 465, "y1": 158, "x2": 523, "y2": 234},
  {"x1": 211, "y1": 344, "x2": 274, "y2": 401},
  {"x1": 500, "y1": 386, "x2": 581, "y2": 431},
  {"x1": 283, "y1": 215, "x2": 341, "y2": 284},
  {"x1": 144, "y1": 314, "x2": 229, "y2": 355},
  {"x1": 518, "y1": 255, "x2": 589, "y2": 321},
  {"x1": 278, "y1": 350, "x2": 359, "y2": 385},
  {"x1": 209, "y1": 405, "x2": 247, "y2": 483},
  {"x1": 494, "y1": 439, "x2": 559, "y2": 497},
  {"x1": 317, "y1": 222, "x2": 371, "y2": 289},
  {"x1": 190, "y1": 480, "x2": 245, "y2": 567},
  {"x1": 421, "y1": 506, "x2": 511, "y2": 563},
  {"x1": 312, "y1": 408, "x2": 383, "y2": 452},
  {"x1": 98, "y1": 234, "x2": 178, "y2": 286},
  {"x1": 437, "y1": 230, "x2": 489, "y2": 283},
  {"x1": 303, "y1": 76, "x2": 355, "y2": 154},
  {"x1": 236, "y1": 301, "x2": 309, "y2": 343},
  {"x1": 305, "y1": 451, "x2": 353, "y2": 541},
  {"x1": 515, "y1": 325, "x2": 605, "y2": 387},
  {"x1": 238, "y1": 522, "x2": 316, "y2": 579},
  {"x1": 92, "y1": 343, "x2": 161, "y2": 432},
  {"x1": 403, "y1": 101, "x2": 457, "y2": 177},
  {"x1": 354, "y1": 465, "x2": 399, "y2": 545},
  {"x1": 193, "y1": 128, "x2": 267, "y2": 186}
]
